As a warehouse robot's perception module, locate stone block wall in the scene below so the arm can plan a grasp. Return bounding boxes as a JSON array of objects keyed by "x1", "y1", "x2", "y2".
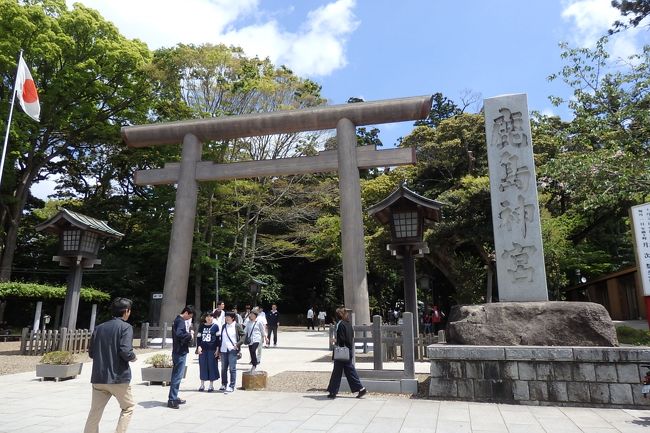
[{"x1": 428, "y1": 345, "x2": 650, "y2": 407}]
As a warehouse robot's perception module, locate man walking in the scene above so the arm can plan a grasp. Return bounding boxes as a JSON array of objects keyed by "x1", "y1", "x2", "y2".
[
  {"x1": 307, "y1": 306, "x2": 315, "y2": 330},
  {"x1": 266, "y1": 304, "x2": 279, "y2": 347},
  {"x1": 83, "y1": 298, "x2": 137, "y2": 433},
  {"x1": 168, "y1": 305, "x2": 194, "y2": 409}
]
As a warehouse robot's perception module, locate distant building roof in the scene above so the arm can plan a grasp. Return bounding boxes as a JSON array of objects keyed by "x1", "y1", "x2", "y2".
[{"x1": 35, "y1": 208, "x2": 124, "y2": 239}]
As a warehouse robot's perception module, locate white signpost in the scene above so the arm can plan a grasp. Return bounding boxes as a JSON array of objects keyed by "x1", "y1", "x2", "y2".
[
  {"x1": 484, "y1": 94, "x2": 548, "y2": 302},
  {"x1": 631, "y1": 203, "x2": 650, "y2": 326}
]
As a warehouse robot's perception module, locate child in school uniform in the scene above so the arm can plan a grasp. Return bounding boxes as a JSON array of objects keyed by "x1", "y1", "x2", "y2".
[{"x1": 196, "y1": 312, "x2": 220, "y2": 392}]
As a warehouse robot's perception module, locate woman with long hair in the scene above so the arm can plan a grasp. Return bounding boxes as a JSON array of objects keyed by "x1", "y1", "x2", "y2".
[{"x1": 326, "y1": 306, "x2": 366, "y2": 399}]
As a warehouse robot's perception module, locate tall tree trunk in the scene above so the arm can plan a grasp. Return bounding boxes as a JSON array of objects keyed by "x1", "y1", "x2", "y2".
[
  {"x1": 193, "y1": 221, "x2": 202, "y2": 324},
  {"x1": 249, "y1": 211, "x2": 259, "y2": 265},
  {"x1": 0, "y1": 171, "x2": 34, "y2": 282}
]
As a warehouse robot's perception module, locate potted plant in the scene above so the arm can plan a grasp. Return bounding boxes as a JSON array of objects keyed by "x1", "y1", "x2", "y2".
[
  {"x1": 141, "y1": 353, "x2": 186, "y2": 386},
  {"x1": 36, "y1": 350, "x2": 83, "y2": 381}
]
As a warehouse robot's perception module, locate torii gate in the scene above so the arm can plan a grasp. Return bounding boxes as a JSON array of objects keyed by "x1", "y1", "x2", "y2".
[{"x1": 122, "y1": 95, "x2": 433, "y2": 326}]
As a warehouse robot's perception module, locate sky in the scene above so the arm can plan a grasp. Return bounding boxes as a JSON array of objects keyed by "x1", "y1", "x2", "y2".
[{"x1": 32, "y1": 0, "x2": 649, "y2": 198}]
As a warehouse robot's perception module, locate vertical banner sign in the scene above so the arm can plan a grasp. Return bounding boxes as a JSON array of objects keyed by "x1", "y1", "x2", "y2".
[
  {"x1": 484, "y1": 94, "x2": 548, "y2": 301},
  {"x1": 631, "y1": 203, "x2": 650, "y2": 296}
]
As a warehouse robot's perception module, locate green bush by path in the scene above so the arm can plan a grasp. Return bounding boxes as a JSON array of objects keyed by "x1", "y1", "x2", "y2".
[
  {"x1": 616, "y1": 325, "x2": 650, "y2": 346},
  {"x1": 0, "y1": 282, "x2": 110, "y2": 302}
]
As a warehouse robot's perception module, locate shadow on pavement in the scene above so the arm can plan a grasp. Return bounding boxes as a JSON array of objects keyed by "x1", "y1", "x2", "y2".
[
  {"x1": 632, "y1": 417, "x2": 650, "y2": 427},
  {"x1": 138, "y1": 400, "x2": 167, "y2": 409}
]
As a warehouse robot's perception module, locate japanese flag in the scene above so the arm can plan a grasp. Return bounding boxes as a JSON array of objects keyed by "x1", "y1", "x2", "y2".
[{"x1": 15, "y1": 57, "x2": 40, "y2": 122}]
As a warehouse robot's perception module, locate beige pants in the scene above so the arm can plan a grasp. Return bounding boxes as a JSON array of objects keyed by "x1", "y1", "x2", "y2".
[{"x1": 83, "y1": 383, "x2": 134, "y2": 433}]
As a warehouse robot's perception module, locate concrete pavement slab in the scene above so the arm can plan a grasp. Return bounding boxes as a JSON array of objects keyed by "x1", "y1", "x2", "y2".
[{"x1": 3, "y1": 328, "x2": 650, "y2": 432}]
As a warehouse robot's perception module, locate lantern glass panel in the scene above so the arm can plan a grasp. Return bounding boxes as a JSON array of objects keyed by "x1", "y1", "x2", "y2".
[
  {"x1": 63, "y1": 230, "x2": 81, "y2": 251},
  {"x1": 80, "y1": 232, "x2": 99, "y2": 253},
  {"x1": 392, "y1": 211, "x2": 419, "y2": 238}
]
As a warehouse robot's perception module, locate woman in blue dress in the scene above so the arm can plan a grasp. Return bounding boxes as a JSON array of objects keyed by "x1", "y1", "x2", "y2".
[{"x1": 196, "y1": 311, "x2": 220, "y2": 391}]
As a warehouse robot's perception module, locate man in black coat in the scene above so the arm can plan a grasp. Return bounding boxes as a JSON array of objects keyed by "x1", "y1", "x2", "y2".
[
  {"x1": 167, "y1": 305, "x2": 194, "y2": 409},
  {"x1": 266, "y1": 304, "x2": 280, "y2": 347},
  {"x1": 83, "y1": 297, "x2": 137, "y2": 433}
]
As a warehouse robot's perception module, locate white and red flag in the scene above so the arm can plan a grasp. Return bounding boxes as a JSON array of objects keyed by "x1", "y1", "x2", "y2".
[{"x1": 15, "y1": 56, "x2": 40, "y2": 122}]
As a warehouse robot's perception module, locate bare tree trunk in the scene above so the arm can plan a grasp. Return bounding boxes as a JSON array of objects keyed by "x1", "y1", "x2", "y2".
[
  {"x1": 0, "y1": 173, "x2": 33, "y2": 282},
  {"x1": 249, "y1": 211, "x2": 259, "y2": 265}
]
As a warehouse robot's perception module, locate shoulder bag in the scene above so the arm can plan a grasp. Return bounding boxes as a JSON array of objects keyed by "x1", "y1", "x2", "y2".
[{"x1": 333, "y1": 320, "x2": 350, "y2": 361}]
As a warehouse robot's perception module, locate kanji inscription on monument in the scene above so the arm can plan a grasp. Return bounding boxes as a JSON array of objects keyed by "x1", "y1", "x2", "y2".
[{"x1": 484, "y1": 94, "x2": 548, "y2": 301}]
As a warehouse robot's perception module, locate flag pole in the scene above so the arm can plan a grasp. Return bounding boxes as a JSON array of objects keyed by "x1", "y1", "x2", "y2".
[{"x1": 0, "y1": 50, "x2": 23, "y2": 189}]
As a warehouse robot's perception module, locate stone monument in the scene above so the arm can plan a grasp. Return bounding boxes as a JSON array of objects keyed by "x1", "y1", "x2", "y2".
[
  {"x1": 485, "y1": 93, "x2": 547, "y2": 302},
  {"x1": 447, "y1": 93, "x2": 617, "y2": 346}
]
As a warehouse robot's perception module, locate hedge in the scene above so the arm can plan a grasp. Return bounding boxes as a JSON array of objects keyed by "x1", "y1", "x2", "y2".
[{"x1": 0, "y1": 282, "x2": 110, "y2": 302}]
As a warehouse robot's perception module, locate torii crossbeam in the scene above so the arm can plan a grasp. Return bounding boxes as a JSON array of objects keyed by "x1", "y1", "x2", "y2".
[{"x1": 122, "y1": 95, "x2": 433, "y2": 325}]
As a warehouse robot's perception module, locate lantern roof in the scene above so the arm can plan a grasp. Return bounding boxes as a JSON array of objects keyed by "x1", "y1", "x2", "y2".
[
  {"x1": 35, "y1": 208, "x2": 124, "y2": 239},
  {"x1": 367, "y1": 183, "x2": 444, "y2": 226},
  {"x1": 249, "y1": 277, "x2": 267, "y2": 286}
]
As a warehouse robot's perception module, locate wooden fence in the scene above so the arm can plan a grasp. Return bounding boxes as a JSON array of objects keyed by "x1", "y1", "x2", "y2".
[
  {"x1": 329, "y1": 318, "x2": 442, "y2": 362},
  {"x1": 20, "y1": 327, "x2": 92, "y2": 356}
]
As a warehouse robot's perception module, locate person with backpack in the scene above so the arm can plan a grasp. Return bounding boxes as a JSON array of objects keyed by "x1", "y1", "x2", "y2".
[
  {"x1": 218, "y1": 312, "x2": 245, "y2": 393},
  {"x1": 243, "y1": 310, "x2": 268, "y2": 372}
]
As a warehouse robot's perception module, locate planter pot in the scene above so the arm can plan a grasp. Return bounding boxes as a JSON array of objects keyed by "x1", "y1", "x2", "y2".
[
  {"x1": 36, "y1": 363, "x2": 83, "y2": 381},
  {"x1": 141, "y1": 366, "x2": 187, "y2": 386}
]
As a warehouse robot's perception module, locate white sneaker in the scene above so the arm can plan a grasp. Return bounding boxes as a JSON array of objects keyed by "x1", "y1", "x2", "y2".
[
  {"x1": 225, "y1": 386, "x2": 234, "y2": 393},
  {"x1": 219, "y1": 385, "x2": 226, "y2": 391}
]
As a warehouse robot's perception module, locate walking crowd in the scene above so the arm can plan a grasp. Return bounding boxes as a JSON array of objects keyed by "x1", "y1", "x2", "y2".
[{"x1": 82, "y1": 297, "x2": 367, "y2": 433}]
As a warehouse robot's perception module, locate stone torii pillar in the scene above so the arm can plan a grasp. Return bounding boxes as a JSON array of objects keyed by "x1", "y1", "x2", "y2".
[{"x1": 122, "y1": 95, "x2": 433, "y2": 326}]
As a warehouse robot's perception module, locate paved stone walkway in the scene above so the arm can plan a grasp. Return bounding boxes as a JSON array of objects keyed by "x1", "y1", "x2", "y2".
[{"x1": 1, "y1": 329, "x2": 650, "y2": 433}]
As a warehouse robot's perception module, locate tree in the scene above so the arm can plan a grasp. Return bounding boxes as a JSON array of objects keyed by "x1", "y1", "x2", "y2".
[
  {"x1": 610, "y1": 0, "x2": 650, "y2": 33},
  {"x1": 0, "y1": 0, "x2": 152, "y2": 281}
]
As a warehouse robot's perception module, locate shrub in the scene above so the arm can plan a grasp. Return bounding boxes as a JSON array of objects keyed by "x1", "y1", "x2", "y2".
[
  {"x1": 616, "y1": 325, "x2": 650, "y2": 346},
  {"x1": 145, "y1": 353, "x2": 173, "y2": 368},
  {"x1": 40, "y1": 351, "x2": 75, "y2": 365}
]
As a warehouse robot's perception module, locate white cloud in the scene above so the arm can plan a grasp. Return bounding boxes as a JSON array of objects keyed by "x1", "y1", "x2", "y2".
[
  {"x1": 67, "y1": 0, "x2": 358, "y2": 77},
  {"x1": 561, "y1": 0, "x2": 646, "y2": 59}
]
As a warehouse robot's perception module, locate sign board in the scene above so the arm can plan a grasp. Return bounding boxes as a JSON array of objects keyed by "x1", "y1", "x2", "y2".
[
  {"x1": 631, "y1": 203, "x2": 650, "y2": 296},
  {"x1": 152, "y1": 293, "x2": 163, "y2": 300}
]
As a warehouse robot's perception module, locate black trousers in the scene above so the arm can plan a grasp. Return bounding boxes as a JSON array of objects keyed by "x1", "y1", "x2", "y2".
[
  {"x1": 307, "y1": 318, "x2": 314, "y2": 330},
  {"x1": 248, "y1": 342, "x2": 259, "y2": 366},
  {"x1": 268, "y1": 325, "x2": 278, "y2": 345},
  {"x1": 326, "y1": 358, "x2": 363, "y2": 395}
]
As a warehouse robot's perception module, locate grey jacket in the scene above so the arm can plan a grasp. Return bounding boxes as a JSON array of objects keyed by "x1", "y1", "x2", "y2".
[{"x1": 88, "y1": 317, "x2": 136, "y2": 384}]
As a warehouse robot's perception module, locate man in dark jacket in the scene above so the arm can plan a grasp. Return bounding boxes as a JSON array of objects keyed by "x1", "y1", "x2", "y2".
[
  {"x1": 83, "y1": 297, "x2": 137, "y2": 433},
  {"x1": 168, "y1": 305, "x2": 194, "y2": 409},
  {"x1": 266, "y1": 304, "x2": 280, "y2": 347}
]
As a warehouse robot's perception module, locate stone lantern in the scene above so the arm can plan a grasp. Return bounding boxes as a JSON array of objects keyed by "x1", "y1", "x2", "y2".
[
  {"x1": 249, "y1": 277, "x2": 267, "y2": 307},
  {"x1": 35, "y1": 209, "x2": 123, "y2": 330},
  {"x1": 368, "y1": 184, "x2": 443, "y2": 336}
]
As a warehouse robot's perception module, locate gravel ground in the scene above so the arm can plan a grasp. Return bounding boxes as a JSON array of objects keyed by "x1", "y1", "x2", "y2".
[{"x1": 0, "y1": 340, "x2": 157, "y2": 376}]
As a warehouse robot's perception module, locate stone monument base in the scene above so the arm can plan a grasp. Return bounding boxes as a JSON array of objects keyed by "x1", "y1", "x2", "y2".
[
  {"x1": 447, "y1": 302, "x2": 618, "y2": 346},
  {"x1": 242, "y1": 370, "x2": 267, "y2": 390}
]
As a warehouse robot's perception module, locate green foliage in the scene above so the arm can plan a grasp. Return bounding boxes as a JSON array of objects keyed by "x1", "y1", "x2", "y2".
[
  {"x1": 616, "y1": 325, "x2": 650, "y2": 346},
  {"x1": 39, "y1": 350, "x2": 75, "y2": 365},
  {"x1": 145, "y1": 353, "x2": 173, "y2": 368},
  {"x1": 0, "y1": 282, "x2": 110, "y2": 302}
]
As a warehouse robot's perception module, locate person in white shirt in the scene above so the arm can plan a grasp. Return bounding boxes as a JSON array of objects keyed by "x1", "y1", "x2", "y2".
[
  {"x1": 243, "y1": 310, "x2": 268, "y2": 372},
  {"x1": 213, "y1": 301, "x2": 225, "y2": 329},
  {"x1": 245, "y1": 307, "x2": 268, "y2": 362},
  {"x1": 307, "y1": 307, "x2": 315, "y2": 330},
  {"x1": 317, "y1": 310, "x2": 327, "y2": 331},
  {"x1": 218, "y1": 312, "x2": 244, "y2": 393}
]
